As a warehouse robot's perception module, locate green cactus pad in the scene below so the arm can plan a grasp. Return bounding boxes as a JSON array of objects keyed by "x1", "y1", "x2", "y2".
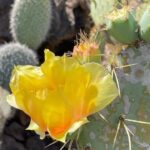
[
  {"x1": 136, "y1": 3, "x2": 149, "y2": 22},
  {"x1": 90, "y1": 0, "x2": 115, "y2": 25},
  {"x1": 139, "y1": 7, "x2": 150, "y2": 42},
  {"x1": 106, "y1": 7, "x2": 139, "y2": 44},
  {"x1": 10, "y1": 0, "x2": 52, "y2": 49}
]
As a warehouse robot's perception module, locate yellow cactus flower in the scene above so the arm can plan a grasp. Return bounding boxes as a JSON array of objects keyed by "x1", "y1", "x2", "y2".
[{"x1": 7, "y1": 50, "x2": 118, "y2": 142}]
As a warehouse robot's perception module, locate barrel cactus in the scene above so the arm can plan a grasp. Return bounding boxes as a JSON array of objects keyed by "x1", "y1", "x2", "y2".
[
  {"x1": 10, "y1": 0, "x2": 52, "y2": 49},
  {"x1": 0, "y1": 43, "x2": 38, "y2": 91}
]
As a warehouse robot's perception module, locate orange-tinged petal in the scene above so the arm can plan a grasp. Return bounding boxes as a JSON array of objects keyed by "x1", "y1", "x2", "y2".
[
  {"x1": 27, "y1": 120, "x2": 45, "y2": 139},
  {"x1": 8, "y1": 50, "x2": 118, "y2": 142}
]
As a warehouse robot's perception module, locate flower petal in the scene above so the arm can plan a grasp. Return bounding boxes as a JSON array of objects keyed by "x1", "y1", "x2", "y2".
[
  {"x1": 27, "y1": 120, "x2": 45, "y2": 139},
  {"x1": 7, "y1": 94, "x2": 19, "y2": 109},
  {"x1": 83, "y1": 62, "x2": 118, "y2": 112},
  {"x1": 8, "y1": 50, "x2": 118, "y2": 142}
]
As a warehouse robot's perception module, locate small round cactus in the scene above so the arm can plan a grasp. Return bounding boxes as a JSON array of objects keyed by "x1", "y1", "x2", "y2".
[
  {"x1": 10, "y1": 0, "x2": 52, "y2": 49},
  {"x1": 0, "y1": 43, "x2": 38, "y2": 91}
]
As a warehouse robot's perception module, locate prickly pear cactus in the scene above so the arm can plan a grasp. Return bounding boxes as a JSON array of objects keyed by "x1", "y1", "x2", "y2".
[
  {"x1": 0, "y1": 43, "x2": 38, "y2": 91},
  {"x1": 74, "y1": 43, "x2": 150, "y2": 150},
  {"x1": 106, "y1": 6, "x2": 139, "y2": 44},
  {"x1": 139, "y1": 7, "x2": 150, "y2": 42},
  {"x1": 136, "y1": 3, "x2": 149, "y2": 21},
  {"x1": 90, "y1": 0, "x2": 115, "y2": 25},
  {"x1": 68, "y1": 1, "x2": 150, "y2": 149},
  {"x1": 10, "y1": 0, "x2": 52, "y2": 49}
]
